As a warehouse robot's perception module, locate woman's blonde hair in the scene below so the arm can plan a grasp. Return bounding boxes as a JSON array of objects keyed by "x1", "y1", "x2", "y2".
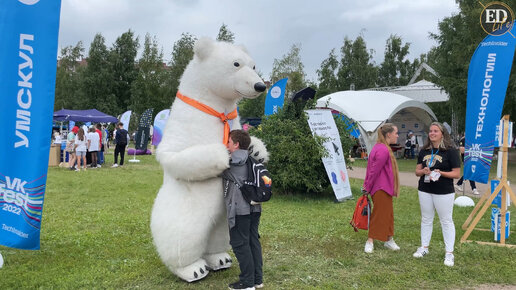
[
  {"x1": 377, "y1": 123, "x2": 400, "y2": 195},
  {"x1": 77, "y1": 128, "x2": 85, "y2": 141}
]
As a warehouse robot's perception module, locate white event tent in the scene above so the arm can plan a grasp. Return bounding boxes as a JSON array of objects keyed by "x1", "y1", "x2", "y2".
[
  {"x1": 316, "y1": 90, "x2": 437, "y2": 154},
  {"x1": 389, "y1": 80, "x2": 449, "y2": 103}
]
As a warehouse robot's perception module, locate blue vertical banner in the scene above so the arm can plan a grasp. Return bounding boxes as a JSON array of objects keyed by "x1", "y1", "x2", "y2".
[
  {"x1": 464, "y1": 24, "x2": 516, "y2": 184},
  {"x1": 264, "y1": 78, "x2": 288, "y2": 116},
  {"x1": 0, "y1": 0, "x2": 62, "y2": 250}
]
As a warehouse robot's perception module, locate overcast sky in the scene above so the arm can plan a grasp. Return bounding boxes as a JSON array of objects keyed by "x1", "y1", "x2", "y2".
[{"x1": 58, "y1": 0, "x2": 460, "y2": 82}]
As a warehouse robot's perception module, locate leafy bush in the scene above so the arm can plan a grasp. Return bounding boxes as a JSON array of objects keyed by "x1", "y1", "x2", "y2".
[{"x1": 250, "y1": 99, "x2": 355, "y2": 194}]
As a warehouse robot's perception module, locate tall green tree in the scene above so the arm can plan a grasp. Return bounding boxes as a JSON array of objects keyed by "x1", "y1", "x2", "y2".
[
  {"x1": 430, "y1": 0, "x2": 516, "y2": 131},
  {"x1": 377, "y1": 35, "x2": 412, "y2": 87},
  {"x1": 316, "y1": 48, "x2": 339, "y2": 98},
  {"x1": 165, "y1": 32, "x2": 197, "y2": 104},
  {"x1": 131, "y1": 34, "x2": 168, "y2": 116},
  {"x1": 82, "y1": 33, "x2": 117, "y2": 114},
  {"x1": 110, "y1": 30, "x2": 140, "y2": 112},
  {"x1": 270, "y1": 43, "x2": 307, "y2": 97},
  {"x1": 336, "y1": 36, "x2": 377, "y2": 91},
  {"x1": 55, "y1": 41, "x2": 85, "y2": 110},
  {"x1": 216, "y1": 23, "x2": 235, "y2": 43}
]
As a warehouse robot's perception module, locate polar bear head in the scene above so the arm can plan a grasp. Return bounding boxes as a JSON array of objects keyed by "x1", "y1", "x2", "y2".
[{"x1": 178, "y1": 38, "x2": 266, "y2": 103}]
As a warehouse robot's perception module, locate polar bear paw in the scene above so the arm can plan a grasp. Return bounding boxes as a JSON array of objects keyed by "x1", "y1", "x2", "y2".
[
  {"x1": 173, "y1": 258, "x2": 210, "y2": 282},
  {"x1": 203, "y1": 252, "x2": 232, "y2": 271},
  {"x1": 248, "y1": 136, "x2": 269, "y2": 163}
]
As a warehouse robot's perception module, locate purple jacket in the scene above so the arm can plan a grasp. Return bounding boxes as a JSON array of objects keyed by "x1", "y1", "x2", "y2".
[{"x1": 363, "y1": 143, "x2": 396, "y2": 196}]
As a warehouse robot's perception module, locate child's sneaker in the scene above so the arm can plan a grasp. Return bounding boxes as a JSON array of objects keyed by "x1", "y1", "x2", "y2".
[
  {"x1": 454, "y1": 184, "x2": 463, "y2": 192},
  {"x1": 364, "y1": 241, "x2": 374, "y2": 253},
  {"x1": 413, "y1": 247, "x2": 429, "y2": 258},
  {"x1": 384, "y1": 238, "x2": 400, "y2": 251},
  {"x1": 472, "y1": 188, "x2": 480, "y2": 195},
  {"x1": 444, "y1": 252, "x2": 454, "y2": 267},
  {"x1": 255, "y1": 283, "x2": 264, "y2": 289},
  {"x1": 112, "y1": 164, "x2": 118, "y2": 168}
]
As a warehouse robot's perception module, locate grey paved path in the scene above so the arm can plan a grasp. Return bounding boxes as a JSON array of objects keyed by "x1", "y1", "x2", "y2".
[{"x1": 347, "y1": 166, "x2": 516, "y2": 198}]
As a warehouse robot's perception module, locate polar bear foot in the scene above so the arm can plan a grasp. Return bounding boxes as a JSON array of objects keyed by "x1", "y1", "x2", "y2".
[
  {"x1": 173, "y1": 259, "x2": 210, "y2": 282},
  {"x1": 203, "y1": 252, "x2": 232, "y2": 271}
]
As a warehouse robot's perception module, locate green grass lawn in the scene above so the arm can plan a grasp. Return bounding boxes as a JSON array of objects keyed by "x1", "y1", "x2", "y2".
[{"x1": 1, "y1": 153, "x2": 515, "y2": 289}]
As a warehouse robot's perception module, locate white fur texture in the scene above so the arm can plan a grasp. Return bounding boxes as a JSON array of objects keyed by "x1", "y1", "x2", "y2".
[
  {"x1": 151, "y1": 38, "x2": 267, "y2": 282},
  {"x1": 454, "y1": 196, "x2": 475, "y2": 207}
]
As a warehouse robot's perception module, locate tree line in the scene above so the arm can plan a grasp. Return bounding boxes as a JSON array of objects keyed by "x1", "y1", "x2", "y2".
[{"x1": 56, "y1": 1, "x2": 516, "y2": 132}]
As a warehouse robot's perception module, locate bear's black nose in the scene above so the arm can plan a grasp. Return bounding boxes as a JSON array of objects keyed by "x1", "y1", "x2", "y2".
[{"x1": 254, "y1": 82, "x2": 266, "y2": 92}]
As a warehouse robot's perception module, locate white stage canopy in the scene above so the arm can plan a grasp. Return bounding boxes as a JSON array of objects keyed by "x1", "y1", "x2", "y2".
[
  {"x1": 316, "y1": 90, "x2": 438, "y2": 153},
  {"x1": 390, "y1": 80, "x2": 449, "y2": 103}
]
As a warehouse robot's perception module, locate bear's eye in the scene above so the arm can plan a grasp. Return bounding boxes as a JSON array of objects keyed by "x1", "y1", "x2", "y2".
[
  {"x1": 233, "y1": 62, "x2": 240, "y2": 67},
  {"x1": 253, "y1": 65, "x2": 255, "y2": 70}
]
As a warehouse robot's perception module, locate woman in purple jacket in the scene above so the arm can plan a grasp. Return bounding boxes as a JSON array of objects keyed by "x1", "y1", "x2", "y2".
[{"x1": 363, "y1": 123, "x2": 400, "y2": 253}]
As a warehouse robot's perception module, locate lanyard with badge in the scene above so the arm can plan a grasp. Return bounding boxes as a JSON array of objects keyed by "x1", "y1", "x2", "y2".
[{"x1": 424, "y1": 148, "x2": 439, "y2": 183}]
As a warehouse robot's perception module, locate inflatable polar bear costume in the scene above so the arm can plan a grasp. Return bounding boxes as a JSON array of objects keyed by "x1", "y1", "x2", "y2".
[{"x1": 151, "y1": 38, "x2": 269, "y2": 282}]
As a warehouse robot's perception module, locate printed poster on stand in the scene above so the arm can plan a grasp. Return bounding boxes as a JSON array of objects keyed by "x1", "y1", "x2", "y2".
[{"x1": 306, "y1": 109, "x2": 353, "y2": 201}]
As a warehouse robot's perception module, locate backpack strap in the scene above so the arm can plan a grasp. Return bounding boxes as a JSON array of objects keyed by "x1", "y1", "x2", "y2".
[
  {"x1": 246, "y1": 156, "x2": 259, "y2": 184},
  {"x1": 222, "y1": 169, "x2": 243, "y2": 188}
]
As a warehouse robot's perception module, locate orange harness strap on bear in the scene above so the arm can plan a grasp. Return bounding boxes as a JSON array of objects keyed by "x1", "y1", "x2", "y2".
[{"x1": 176, "y1": 92, "x2": 238, "y2": 144}]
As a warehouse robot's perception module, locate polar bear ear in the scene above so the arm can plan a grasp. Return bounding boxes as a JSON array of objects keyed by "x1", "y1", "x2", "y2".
[{"x1": 194, "y1": 37, "x2": 215, "y2": 61}]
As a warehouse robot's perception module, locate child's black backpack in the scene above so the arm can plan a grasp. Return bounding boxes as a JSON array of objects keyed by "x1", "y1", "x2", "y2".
[
  {"x1": 241, "y1": 157, "x2": 272, "y2": 203},
  {"x1": 224, "y1": 156, "x2": 272, "y2": 204}
]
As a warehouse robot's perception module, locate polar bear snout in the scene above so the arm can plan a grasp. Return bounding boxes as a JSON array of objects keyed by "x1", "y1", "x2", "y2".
[{"x1": 254, "y1": 82, "x2": 266, "y2": 93}]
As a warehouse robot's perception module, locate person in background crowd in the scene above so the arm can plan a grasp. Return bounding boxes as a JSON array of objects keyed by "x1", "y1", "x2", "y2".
[
  {"x1": 404, "y1": 133, "x2": 412, "y2": 159},
  {"x1": 410, "y1": 131, "x2": 417, "y2": 159},
  {"x1": 74, "y1": 128, "x2": 88, "y2": 171},
  {"x1": 413, "y1": 122, "x2": 460, "y2": 267},
  {"x1": 87, "y1": 127, "x2": 100, "y2": 168},
  {"x1": 455, "y1": 133, "x2": 478, "y2": 195},
  {"x1": 113, "y1": 122, "x2": 128, "y2": 168},
  {"x1": 363, "y1": 123, "x2": 401, "y2": 254},
  {"x1": 66, "y1": 126, "x2": 79, "y2": 170},
  {"x1": 95, "y1": 123, "x2": 103, "y2": 166},
  {"x1": 103, "y1": 126, "x2": 110, "y2": 150}
]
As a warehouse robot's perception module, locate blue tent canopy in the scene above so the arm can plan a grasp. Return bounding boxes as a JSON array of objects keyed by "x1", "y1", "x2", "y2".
[{"x1": 53, "y1": 109, "x2": 118, "y2": 123}]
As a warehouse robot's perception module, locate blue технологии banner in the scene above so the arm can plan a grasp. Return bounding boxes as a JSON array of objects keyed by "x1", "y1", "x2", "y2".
[
  {"x1": 264, "y1": 78, "x2": 288, "y2": 116},
  {"x1": 0, "y1": 0, "x2": 62, "y2": 250},
  {"x1": 464, "y1": 24, "x2": 516, "y2": 184}
]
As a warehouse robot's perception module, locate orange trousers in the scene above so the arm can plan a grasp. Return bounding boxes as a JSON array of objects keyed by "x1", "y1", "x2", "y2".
[{"x1": 368, "y1": 190, "x2": 394, "y2": 242}]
